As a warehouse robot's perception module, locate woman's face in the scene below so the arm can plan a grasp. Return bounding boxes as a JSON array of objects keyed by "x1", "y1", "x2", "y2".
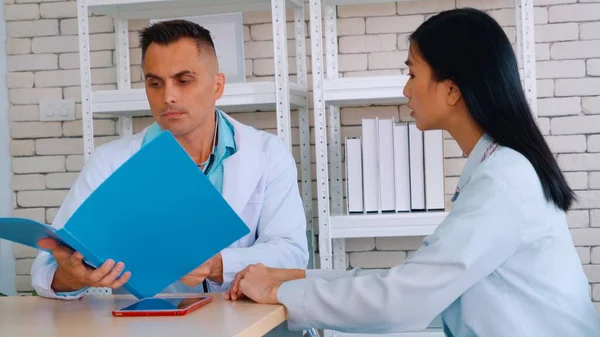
[{"x1": 403, "y1": 45, "x2": 455, "y2": 131}]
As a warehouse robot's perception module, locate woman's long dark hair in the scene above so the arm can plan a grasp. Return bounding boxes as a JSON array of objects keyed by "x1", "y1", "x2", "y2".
[{"x1": 409, "y1": 8, "x2": 574, "y2": 211}]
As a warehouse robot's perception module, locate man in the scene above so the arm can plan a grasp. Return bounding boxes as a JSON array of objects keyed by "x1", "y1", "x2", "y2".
[{"x1": 30, "y1": 20, "x2": 308, "y2": 299}]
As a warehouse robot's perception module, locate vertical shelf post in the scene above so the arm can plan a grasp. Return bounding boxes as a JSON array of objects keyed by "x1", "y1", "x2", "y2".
[
  {"x1": 294, "y1": 2, "x2": 315, "y2": 269},
  {"x1": 309, "y1": 0, "x2": 333, "y2": 271},
  {"x1": 272, "y1": 0, "x2": 292, "y2": 152},
  {"x1": 324, "y1": 5, "x2": 346, "y2": 272},
  {"x1": 115, "y1": 19, "x2": 133, "y2": 137},
  {"x1": 516, "y1": 0, "x2": 537, "y2": 117},
  {"x1": 78, "y1": 0, "x2": 95, "y2": 163}
]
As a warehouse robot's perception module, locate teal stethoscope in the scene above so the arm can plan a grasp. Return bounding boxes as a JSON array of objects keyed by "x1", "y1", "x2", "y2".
[{"x1": 200, "y1": 113, "x2": 219, "y2": 294}]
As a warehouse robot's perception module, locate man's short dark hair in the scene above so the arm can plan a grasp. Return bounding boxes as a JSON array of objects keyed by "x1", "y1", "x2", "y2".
[{"x1": 139, "y1": 19, "x2": 217, "y2": 63}]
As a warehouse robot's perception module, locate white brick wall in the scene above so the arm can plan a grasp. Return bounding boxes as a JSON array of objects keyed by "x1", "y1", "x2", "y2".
[
  {"x1": 536, "y1": 23, "x2": 578, "y2": 42},
  {"x1": 584, "y1": 97, "x2": 600, "y2": 114},
  {"x1": 4, "y1": 4, "x2": 39, "y2": 21},
  {"x1": 548, "y1": 3, "x2": 600, "y2": 23},
  {"x1": 3, "y1": 1, "x2": 600, "y2": 314},
  {"x1": 581, "y1": 22, "x2": 600, "y2": 40},
  {"x1": 589, "y1": 59, "x2": 600, "y2": 76},
  {"x1": 6, "y1": 20, "x2": 58, "y2": 38},
  {"x1": 537, "y1": 97, "x2": 582, "y2": 116}
]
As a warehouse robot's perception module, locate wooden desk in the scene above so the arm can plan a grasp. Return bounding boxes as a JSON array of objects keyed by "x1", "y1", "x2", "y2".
[{"x1": 0, "y1": 293, "x2": 301, "y2": 337}]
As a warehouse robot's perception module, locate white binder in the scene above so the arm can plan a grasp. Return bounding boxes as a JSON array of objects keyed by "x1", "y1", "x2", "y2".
[
  {"x1": 362, "y1": 118, "x2": 379, "y2": 213},
  {"x1": 393, "y1": 122, "x2": 410, "y2": 212},
  {"x1": 408, "y1": 123, "x2": 425, "y2": 210},
  {"x1": 424, "y1": 130, "x2": 445, "y2": 210},
  {"x1": 378, "y1": 118, "x2": 395, "y2": 212},
  {"x1": 345, "y1": 137, "x2": 364, "y2": 213}
]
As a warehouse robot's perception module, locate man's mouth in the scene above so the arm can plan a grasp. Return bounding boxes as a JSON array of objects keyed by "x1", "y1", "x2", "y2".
[{"x1": 163, "y1": 111, "x2": 185, "y2": 117}]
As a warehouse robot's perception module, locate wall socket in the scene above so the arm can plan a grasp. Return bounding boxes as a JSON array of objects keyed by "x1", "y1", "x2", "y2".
[{"x1": 39, "y1": 99, "x2": 76, "y2": 121}]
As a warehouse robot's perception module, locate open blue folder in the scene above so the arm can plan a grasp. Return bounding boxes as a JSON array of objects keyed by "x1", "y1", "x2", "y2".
[{"x1": 0, "y1": 131, "x2": 250, "y2": 299}]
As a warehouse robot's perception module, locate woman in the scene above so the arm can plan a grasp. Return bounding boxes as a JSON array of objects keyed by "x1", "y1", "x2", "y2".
[{"x1": 225, "y1": 8, "x2": 600, "y2": 336}]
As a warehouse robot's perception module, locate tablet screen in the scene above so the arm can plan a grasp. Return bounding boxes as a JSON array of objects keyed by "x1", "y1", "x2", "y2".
[{"x1": 119, "y1": 297, "x2": 209, "y2": 311}]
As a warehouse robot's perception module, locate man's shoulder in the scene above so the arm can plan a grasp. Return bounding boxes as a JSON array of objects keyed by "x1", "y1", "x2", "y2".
[
  {"x1": 229, "y1": 116, "x2": 289, "y2": 155},
  {"x1": 87, "y1": 130, "x2": 145, "y2": 170}
]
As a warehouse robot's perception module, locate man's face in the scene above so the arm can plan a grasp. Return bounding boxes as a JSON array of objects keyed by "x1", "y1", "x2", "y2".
[{"x1": 142, "y1": 37, "x2": 225, "y2": 137}]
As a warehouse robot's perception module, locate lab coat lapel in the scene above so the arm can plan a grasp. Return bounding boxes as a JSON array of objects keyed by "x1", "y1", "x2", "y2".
[{"x1": 221, "y1": 117, "x2": 266, "y2": 216}]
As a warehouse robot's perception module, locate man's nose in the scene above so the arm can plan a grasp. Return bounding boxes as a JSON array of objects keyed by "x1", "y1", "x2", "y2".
[{"x1": 163, "y1": 83, "x2": 178, "y2": 105}]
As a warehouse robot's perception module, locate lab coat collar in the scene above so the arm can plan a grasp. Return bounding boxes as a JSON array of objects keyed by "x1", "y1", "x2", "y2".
[
  {"x1": 452, "y1": 133, "x2": 496, "y2": 202},
  {"x1": 220, "y1": 113, "x2": 267, "y2": 216}
]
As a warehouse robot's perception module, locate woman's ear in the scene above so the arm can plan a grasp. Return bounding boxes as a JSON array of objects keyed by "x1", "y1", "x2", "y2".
[{"x1": 446, "y1": 80, "x2": 462, "y2": 106}]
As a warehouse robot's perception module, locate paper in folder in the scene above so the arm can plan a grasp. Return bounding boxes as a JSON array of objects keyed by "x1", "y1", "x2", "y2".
[{"x1": 0, "y1": 131, "x2": 250, "y2": 299}]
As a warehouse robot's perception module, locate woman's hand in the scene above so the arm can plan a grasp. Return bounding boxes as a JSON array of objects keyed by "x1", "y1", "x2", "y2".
[{"x1": 226, "y1": 264, "x2": 305, "y2": 304}]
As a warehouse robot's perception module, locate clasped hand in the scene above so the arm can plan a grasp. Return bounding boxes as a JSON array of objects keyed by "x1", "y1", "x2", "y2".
[{"x1": 225, "y1": 264, "x2": 306, "y2": 304}]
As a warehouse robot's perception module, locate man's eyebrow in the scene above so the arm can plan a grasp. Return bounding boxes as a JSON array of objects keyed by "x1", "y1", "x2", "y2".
[
  {"x1": 144, "y1": 70, "x2": 197, "y2": 80},
  {"x1": 144, "y1": 72, "x2": 161, "y2": 80},
  {"x1": 172, "y1": 70, "x2": 197, "y2": 77}
]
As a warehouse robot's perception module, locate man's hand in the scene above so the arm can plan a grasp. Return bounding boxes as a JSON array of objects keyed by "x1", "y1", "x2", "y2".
[
  {"x1": 225, "y1": 264, "x2": 305, "y2": 303},
  {"x1": 39, "y1": 238, "x2": 131, "y2": 293},
  {"x1": 180, "y1": 253, "x2": 223, "y2": 287}
]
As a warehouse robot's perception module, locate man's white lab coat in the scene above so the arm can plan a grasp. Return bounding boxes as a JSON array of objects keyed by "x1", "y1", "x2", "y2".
[{"x1": 31, "y1": 114, "x2": 309, "y2": 299}]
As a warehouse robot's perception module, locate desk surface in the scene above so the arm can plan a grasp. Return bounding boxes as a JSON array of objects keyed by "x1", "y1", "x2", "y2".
[{"x1": 0, "y1": 293, "x2": 287, "y2": 337}]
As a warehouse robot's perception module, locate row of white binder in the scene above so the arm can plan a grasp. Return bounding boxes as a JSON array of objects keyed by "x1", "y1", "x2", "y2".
[{"x1": 345, "y1": 118, "x2": 446, "y2": 213}]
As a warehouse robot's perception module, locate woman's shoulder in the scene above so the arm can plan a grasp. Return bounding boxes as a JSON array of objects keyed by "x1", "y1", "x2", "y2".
[{"x1": 470, "y1": 145, "x2": 544, "y2": 202}]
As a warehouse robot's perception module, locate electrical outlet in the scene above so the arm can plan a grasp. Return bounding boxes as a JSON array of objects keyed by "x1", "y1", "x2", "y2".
[{"x1": 39, "y1": 99, "x2": 76, "y2": 121}]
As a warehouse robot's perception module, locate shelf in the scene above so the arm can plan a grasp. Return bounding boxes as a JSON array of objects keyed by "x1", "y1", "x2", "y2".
[
  {"x1": 327, "y1": 0, "x2": 415, "y2": 5},
  {"x1": 324, "y1": 75, "x2": 409, "y2": 106},
  {"x1": 92, "y1": 81, "x2": 307, "y2": 116},
  {"x1": 329, "y1": 211, "x2": 448, "y2": 239},
  {"x1": 87, "y1": 0, "x2": 303, "y2": 20}
]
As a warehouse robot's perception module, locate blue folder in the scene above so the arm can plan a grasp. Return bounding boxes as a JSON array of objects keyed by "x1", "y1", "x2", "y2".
[{"x1": 0, "y1": 131, "x2": 250, "y2": 299}]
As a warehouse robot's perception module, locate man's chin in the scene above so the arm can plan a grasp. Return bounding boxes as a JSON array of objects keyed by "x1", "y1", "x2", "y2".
[{"x1": 157, "y1": 124, "x2": 187, "y2": 138}]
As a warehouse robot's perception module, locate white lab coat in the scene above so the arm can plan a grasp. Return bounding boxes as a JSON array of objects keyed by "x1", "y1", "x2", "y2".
[{"x1": 31, "y1": 114, "x2": 309, "y2": 299}]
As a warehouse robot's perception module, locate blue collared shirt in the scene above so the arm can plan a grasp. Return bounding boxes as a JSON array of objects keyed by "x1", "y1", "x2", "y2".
[
  {"x1": 141, "y1": 108, "x2": 236, "y2": 193},
  {"x1": 277, "y1": 134, "x2": 600, "y2": 336}
]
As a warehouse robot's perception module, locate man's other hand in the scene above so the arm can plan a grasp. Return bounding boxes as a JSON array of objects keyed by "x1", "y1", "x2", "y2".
[
  {"x1": 38, "y1": 238, "x2": 131, "y2": 293},
  {"x1": 180, "y1": 253, "x2": 223, "y2": 287}
]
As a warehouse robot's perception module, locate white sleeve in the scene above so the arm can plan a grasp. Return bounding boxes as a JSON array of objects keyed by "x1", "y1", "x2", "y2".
[
  {"x1": 305, "y1": 268, "x2": 389, "y2": 281},
  {"x1": 277, "y1": 169, "x2": 523, "y2": 333},
  {"x1": 30, "y1": 146, "x2": 115, "y2": 300}
]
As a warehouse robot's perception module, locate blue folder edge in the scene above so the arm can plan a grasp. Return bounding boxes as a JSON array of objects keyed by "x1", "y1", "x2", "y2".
[{"x1": 0, "y1": 217, "x2": 99, "y2": 268}]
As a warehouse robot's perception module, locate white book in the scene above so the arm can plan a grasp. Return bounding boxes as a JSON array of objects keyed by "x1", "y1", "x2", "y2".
[
  {"x1": 424, "y1": 130, "x2": 445, "y2": 210},
  {"x1": 362, "y1": 118, "x2": 379, "y2": 213},
  {"x1": 378, "y1": 118, "x2": 395, "y2": 212},
  {"x1": 393, "y1": 123, "x2": 410, "y2": 212},
  {"x1": 345, "y1": 137, "x2": 364, "y2": 213},
  {"x1": 408, "y1": 123, "x2": 425, "y2": 210}
]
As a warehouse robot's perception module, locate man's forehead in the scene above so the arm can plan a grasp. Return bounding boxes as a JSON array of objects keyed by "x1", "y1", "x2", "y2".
[{"x1": 142, "y1": 40, "x2": 216, "y2": 69}]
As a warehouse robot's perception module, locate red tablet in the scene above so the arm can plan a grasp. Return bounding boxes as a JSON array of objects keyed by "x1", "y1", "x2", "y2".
[{"x1": 112, "y1": 296, "x2": 213, "y2": 317}]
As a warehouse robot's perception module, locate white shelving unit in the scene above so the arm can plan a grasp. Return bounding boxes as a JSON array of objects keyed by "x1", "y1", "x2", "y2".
[
  {"x1": 308, "y1": 0, "x2": 537, "y2": 336},
  {"x1": 330, "y1": 212, "x2": 448, "y2": 239},
  {"x1": 76, "y1": 0, "x2": 314, "y2": 292}
]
